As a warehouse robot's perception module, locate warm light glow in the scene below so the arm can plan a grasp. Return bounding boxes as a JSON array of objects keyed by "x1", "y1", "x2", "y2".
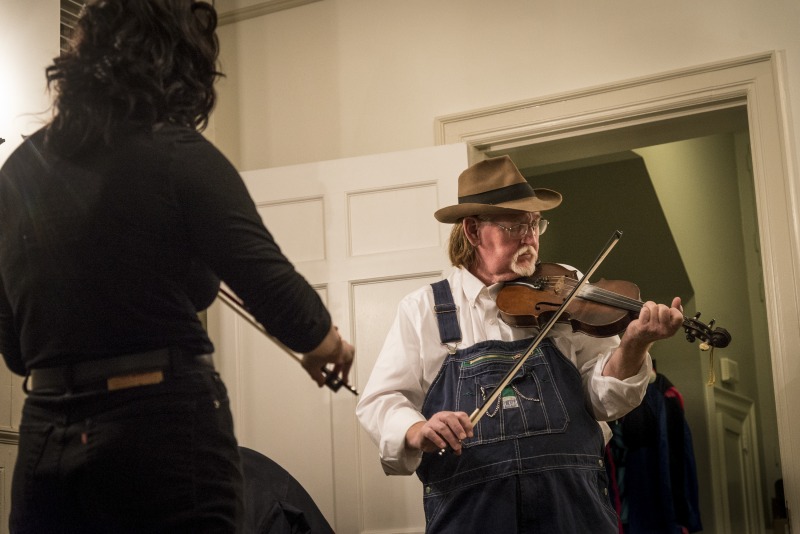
[{"x1": 0, "y1": 1, "x2": 59, "y2": 164}]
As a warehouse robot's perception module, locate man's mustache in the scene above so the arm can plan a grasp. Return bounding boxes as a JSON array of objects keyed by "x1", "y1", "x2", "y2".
[{"x1": 513, "y1": 246, "x2": 536, "y2": 262}]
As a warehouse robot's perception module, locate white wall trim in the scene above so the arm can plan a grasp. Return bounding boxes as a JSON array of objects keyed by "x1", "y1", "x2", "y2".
[
  {"x1": 0, "y1": 431, "x2": 17, "y2": 446},
  {"x1": 434, "y1": 53, "x2": 770, "y2": 150},
  {"x1": 218, "y1": 0, "x2": 322, "y2": 26}
]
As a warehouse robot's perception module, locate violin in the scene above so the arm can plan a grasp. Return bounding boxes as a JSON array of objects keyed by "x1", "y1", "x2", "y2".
[
  {"x1": 438, "y1": 234, "x2": 727, "y2": 454},
  {"x1": 496, "y1": 262, "x2": 731, "y2": 349}
]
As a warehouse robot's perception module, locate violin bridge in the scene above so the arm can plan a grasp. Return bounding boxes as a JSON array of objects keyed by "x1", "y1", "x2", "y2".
[{"x1": 553, "y1": 276, "x2": 565, "y2": 295}]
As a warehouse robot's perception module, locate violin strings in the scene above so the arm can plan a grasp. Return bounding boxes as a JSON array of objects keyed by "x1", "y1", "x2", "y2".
[
  {"x1": 542, "y1": 276, "x2": 691, "y2": 325},
  {"x1": 536, "y1": 276, "x2": 719, "y2": 353},
  {"x1": 541, "y1": 276, "x2": 642, "y2": 312}
]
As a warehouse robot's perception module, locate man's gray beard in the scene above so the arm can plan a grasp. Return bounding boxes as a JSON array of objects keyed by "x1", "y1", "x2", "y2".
[{"x1": 511, "y1": 246, "x2": 537, "y2": 277}]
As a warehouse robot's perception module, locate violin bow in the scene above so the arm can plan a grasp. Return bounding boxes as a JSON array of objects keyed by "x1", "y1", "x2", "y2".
[
  {"x1": 469, "y1": 230, "x2": 622, "y2": 427},
  {"x1": 217, "y1": 286, "x2": 359, "y2": 396}
]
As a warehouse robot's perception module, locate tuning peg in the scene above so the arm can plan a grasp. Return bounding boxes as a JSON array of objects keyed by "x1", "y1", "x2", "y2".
[{"x1": 710, "y1": 327, "x2": 732, "y2": 349}]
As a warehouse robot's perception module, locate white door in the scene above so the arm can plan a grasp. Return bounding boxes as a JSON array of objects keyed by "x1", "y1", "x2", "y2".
[
  {"x1": 712, "y1": 387, "x2": 765, "y2": 534},
  {"x1": 206, "y1": 143, "x2": 468, "y2": 533}
]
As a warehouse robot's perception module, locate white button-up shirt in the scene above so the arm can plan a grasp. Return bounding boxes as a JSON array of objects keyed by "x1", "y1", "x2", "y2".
[{"x1": 356, "y1": 267, "x2": 652, "y2": 475}]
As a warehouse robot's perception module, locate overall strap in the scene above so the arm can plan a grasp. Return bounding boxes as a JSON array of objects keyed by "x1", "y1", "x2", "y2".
[{"x1": 430, "y1": 280, "x2": 462, "y2": 348}]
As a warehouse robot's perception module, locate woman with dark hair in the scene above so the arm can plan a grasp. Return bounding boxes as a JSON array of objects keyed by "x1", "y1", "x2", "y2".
[{"x1": 0, "y1": 1, "x2": 353, "y2": 531}]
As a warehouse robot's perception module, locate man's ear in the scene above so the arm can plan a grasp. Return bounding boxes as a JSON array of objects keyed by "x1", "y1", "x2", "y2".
[{"x1": 463, "y1": 217, "x2": 481, "y2": 246}]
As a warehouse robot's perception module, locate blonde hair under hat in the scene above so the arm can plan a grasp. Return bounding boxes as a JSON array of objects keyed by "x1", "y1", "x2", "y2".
[{"x1": 434, "y1": 155, "x2": 562, "y2": 223}]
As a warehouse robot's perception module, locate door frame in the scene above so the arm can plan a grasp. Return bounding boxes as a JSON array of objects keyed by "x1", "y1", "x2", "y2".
[{"x1": 434, "y1": 51, "x2": 799, "y2": 531}]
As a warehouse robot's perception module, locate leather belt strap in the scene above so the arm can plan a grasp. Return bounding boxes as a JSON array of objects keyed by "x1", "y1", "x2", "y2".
[{"x1": 27, "y1": 349, "x2": 214, "y2": 393}]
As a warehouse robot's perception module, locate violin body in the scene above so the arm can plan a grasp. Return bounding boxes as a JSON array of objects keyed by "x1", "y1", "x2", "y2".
[
  {"x1": 496, "y1": 262, "x2": 731, "y2": 348},
  {"x1": 497, "y1": 263, "x2": 641, "y2": 337}
]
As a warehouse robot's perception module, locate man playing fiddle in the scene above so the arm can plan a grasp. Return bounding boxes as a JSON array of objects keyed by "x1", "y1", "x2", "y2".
[{"x1": 356, "y1": 155, "x2": 683, "y2": 533}]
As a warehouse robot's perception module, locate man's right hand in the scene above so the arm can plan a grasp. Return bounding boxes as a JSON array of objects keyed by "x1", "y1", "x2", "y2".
[{"x1": 405, "y1": 411, "x2": 474, "y2": 455}]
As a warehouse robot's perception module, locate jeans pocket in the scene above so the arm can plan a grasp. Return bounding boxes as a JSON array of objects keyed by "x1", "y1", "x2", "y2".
[
  {"x1": 13, "y1": 420, "x2": 54, "y2": 503},
  {"x1": 83, "y1": 395, "x2": 197, "y2": 510}
]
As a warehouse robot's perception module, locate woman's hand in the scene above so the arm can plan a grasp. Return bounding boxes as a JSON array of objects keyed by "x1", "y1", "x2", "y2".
[{"x1": 302, "y1": 325, "x2": 355, "y2": 387}]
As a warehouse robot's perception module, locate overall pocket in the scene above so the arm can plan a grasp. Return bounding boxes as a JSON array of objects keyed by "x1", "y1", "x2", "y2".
[{"x1": 458, "y1": 351, "x2": 569, "y2": 446}]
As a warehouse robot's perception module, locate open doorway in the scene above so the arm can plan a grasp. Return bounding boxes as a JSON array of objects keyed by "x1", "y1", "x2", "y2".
[
  {"x1": 519, "y1": 112, "x2": 777, "y2": 533},
  {"x1": 436, "y1": 53, "x2": 794, "y2": 533}
]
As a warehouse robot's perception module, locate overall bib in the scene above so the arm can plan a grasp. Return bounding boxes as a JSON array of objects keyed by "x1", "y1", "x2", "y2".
[{"x1": 416, "y1": 280, "x2": 618, "y2": 533}]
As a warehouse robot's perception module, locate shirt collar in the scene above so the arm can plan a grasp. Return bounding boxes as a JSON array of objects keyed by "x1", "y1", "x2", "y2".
[{"x1": 456, "y1": 267, "x2": 503, "y2": 304}]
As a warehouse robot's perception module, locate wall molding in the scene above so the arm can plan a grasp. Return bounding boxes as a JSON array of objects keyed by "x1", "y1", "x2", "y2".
[
  {"x1": 218, "y1": 0, "x2": 322, "y2": 26},
  {"x1": 0, "y1": 430, "x2": 18, "y2": 446},
  {"x1": 434, "y1": 53, "x2": 771, "y2": 151}
]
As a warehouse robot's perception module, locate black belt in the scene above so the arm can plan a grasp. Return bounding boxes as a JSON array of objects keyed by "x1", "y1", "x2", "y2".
[{"x1": 26, "y1": 349, "x2": 214, "y2": 394}]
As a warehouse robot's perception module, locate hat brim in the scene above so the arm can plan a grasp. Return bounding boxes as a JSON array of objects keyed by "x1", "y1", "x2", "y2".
[{"x1": 434, "y1": 188, "x2": 562, "y2": 223}]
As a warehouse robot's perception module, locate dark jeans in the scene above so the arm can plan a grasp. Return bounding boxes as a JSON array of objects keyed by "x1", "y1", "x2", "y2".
[{"x1": 10, "y1": 366, "x2": 243, "y2": 533}]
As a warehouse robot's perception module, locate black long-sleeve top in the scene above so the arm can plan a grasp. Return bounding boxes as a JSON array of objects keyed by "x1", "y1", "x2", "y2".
[{"x1": 0, "y1": 124, "x2": 331, "y2": 375}]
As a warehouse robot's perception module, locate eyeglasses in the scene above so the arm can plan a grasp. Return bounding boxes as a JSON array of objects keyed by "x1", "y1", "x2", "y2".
[{"x1": 480, "y1": 218, "x2": 549, "y2": 240}]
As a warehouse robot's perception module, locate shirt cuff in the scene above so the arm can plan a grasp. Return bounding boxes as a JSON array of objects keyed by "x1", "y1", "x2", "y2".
[
  {"x1": 379, "y1": 409, "x2": 426, "y2": 476},
  {"x1": 589, "y1": 351, "x2": 652, "y2": 420}
]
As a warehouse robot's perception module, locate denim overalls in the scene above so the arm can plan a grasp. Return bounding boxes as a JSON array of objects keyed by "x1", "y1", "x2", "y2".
[{"x1": 416, "y1": 280, "x2": 618, "y2": 533}]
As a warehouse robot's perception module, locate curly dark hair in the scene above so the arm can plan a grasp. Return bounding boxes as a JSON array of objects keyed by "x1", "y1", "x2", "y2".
[{"x1": 45, "y1": 0, "x2": 224, "y2": 154}]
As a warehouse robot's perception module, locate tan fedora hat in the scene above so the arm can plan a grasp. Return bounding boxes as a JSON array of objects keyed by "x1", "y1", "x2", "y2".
[{"x1": 434, "y1": 155, "x2": 562, "y2": 223}]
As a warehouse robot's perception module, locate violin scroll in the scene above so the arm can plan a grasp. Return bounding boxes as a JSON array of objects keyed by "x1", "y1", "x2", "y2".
[{"x1": 683, "y1": 312, "x2": 731, "y2": 350}]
